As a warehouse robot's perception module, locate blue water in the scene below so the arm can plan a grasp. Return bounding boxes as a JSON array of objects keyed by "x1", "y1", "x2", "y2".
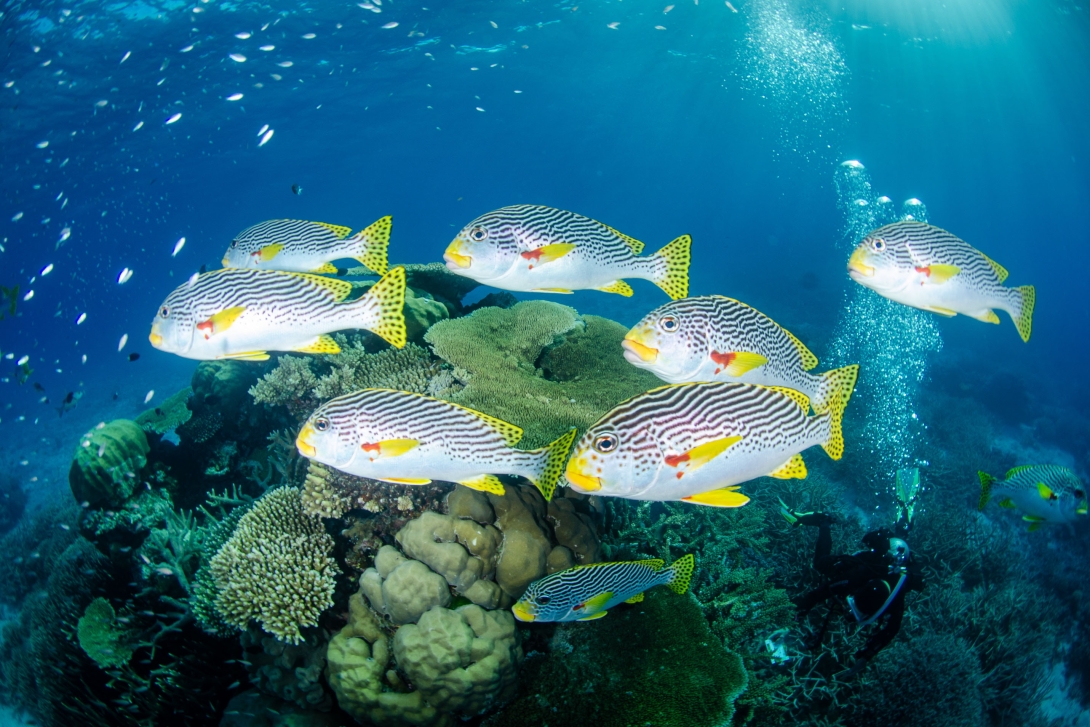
[{"x1": 1, "y1": 0, "x2": 1089, "y2": 722}]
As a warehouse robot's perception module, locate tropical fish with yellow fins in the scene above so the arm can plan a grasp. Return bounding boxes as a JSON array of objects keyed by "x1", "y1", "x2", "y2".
[
  {"x1": 978, "y1": 465, "x2": 1087, "y2": 531},
  {"x1": 623, "y1": 295, "x2": 858, "y2": 415},
  {"x1": 295, "y1": 388, "x2": 576, "y2": 500},
  {"x1": 222, "y1": 217, "x2": 391, "y2": 275},
  {"x1": 443, "y1": 204, "x2": 691, "y2": 299},
  {"x1": 564, "y1": 381, "x2": 848, "y2": 507},
  {"x1": 512, "y1": 554, "x2": 695, "y2": 622},
  {"x1": 149, "y1": 267, "x2": 406, "y2": 361},
  {"x1": 847, "y1": 221, "x2": 1035, "y2": 342}
]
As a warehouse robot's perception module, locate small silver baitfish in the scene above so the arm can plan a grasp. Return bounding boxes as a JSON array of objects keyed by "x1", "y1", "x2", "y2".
[
  {"x1": 149, "y1": 267, "x2": 406, "y2": 360},
  {"x1": 513, "y1": 554, "x2": 695, "y2": 622},
  {"x1": 978, "y1": 465, "x2": 1086, "y2": 530},
  {"x1": 295, "y1": 388, "x2": 576, "y2": 500},
  {"x1": 565, "y1": 382, "x2": 847, "y2": 506},
  {"x1": 848, "y1": 221, "x2": 1035, "y2": 342},
  {"x1": 623, "y1": 295, "x2": 858, "y2": 415},
  {"x1": 222, "y1": 216, "x2": 391, "y2": 274},
  {"x1": 443, "y1": 204, "x2": 690, "y2": 299}
]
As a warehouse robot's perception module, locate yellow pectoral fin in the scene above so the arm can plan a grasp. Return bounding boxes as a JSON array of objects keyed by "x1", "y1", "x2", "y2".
[
  {"x1": 221, "y1": 351, "x2": 269, "y2": 361},
  {"x1": 665, "y1": 436, "x2": 743, "y2": 474},
  {"x1": 926, "y1": 306, "x2": 958, "y2": 317},
  {"x1": 579, "y1": 591, "x2": 613, "y2": 615},
  {"x1": 377, "y1": 477, "x2": 432, "y2": 485},
  {"x1": 1037, "y1": 482, "x2": 1055, "y2": 500},
  {"x1": 532, "y1": 288, "x2": 574, "y2": 294},
  {"x1": 361, "y1": 439, "x2": 419, "y2": 459},
  {"x1": 258, "y1": 243, "x2": 285, "y2": 261},
  {"x1": 682, "y1": 486, "x2": 751, "y2": 508},
  {"x1": 578, "y1": 611, "x2": 609, "y2": 621},
  {"x1": 624, "y1": 592, "x2": 644, "y2": 604},
  {"x1": 597, "y1": 280, "x2": 634, "y2": 297},
  {"x1": 208, "y1": 306, "x2": 247, "y2": 333},
  {"x1": 722, "y1": 352, "x2": 768, "y2": 377},
  {"x1": 458, "y1": 474, "x2": 506, "y2": 496},
  {"x1": 536, "y1": 243, "x2": 576, "y2": 263},
  {"x1": 924, "y1": 264, "x2": 961, "y2": 284},
  {"x1": 768, "y1": 454, "x2": 807, "y2": 480},
  {"x1": 295, "y1": 335, "x2": 341, "y2": 355}
]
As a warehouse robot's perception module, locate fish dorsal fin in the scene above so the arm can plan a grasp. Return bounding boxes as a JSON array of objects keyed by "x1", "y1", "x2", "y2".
[
  {"x1": 982, "y1": 253, "x2": 1009, "y2": 283},
  {"x1": 1006, "y1": 465, "x2": 1035, "y2": 478},
  {"x1": 314, "y1": 221, "x2": 352, "y2": 239},
  {"x1": 287, "y1": 272, "x2": 354, "y2": 302},
  {"x1": 370, "y1": 389, "x2": 524, "y2": 446},
  {"x1": 766, "y1": 386, "x2": 811, "y2": 411},
  {"x1": 780, "y1": 327, "x2": 819, "y2": 371},
  {"x1": 603, "y1": 224, "x2": 645, "y2": 255}
]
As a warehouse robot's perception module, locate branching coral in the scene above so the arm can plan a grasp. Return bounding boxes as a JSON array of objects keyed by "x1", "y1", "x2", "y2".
[{"x1": 209, "y1": 487, "x2": 339, "y2": 644}]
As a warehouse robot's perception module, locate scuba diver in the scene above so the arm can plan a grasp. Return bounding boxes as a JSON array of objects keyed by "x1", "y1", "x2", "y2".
[{"x1": 779, "y1": 488, "x2": 924, "y2": 679}]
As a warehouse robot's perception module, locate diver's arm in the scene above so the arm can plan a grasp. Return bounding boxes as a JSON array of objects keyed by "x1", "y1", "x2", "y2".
[{"x1": 856, "y1": 596, "x2": 904, "y2": 661}]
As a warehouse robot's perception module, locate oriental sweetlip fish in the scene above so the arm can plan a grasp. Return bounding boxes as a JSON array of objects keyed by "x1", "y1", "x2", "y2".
[
  {"x1": 444, "y1": 205, "x2": 691, "y2": 299},
  {"x1": 148, "y1": 267, "x2": 407, "y2": 361},
  {"x1": 222, "y1": 217, "x2": 391, "y2": 275},
  {"x1": 978, "y1": 465, "x2": 1087, "y2": 531},
  {"x1": 624, "y1": 296, "x2": 858, "y2": 416},
  {"x1": 565, "y1": 382, "x2": 849, "y2": 506},
  {"x1": 295, "y1": 388, "x2": 576, "y2": 500},
  {"x1": 848, "y1": 221, "x2": 1036, "y2": 342},
  {"x1": 513, "y1": 554, "x2": 695, "y2": 623}
]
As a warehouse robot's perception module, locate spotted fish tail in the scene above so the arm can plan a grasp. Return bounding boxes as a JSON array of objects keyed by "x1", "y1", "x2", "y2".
[
  {"x1": 977, "y1": 471, "x2": 997, "y2": 510},
  {"x1": 352, "y1": 215, "x2": 392, "y2": 275},
  {"x1": 650, "y1": 234, "x2": 691, "y2": 300},
  {"x1": 812, "y1": 364, "x2": 859, "y2": 417},
  {"x1": 1005, "y1": 285, "x2": 1035, "y2": 343},
  {"x1": 525, "y1": 428, "x2": 577, "y2": 502},
  {"x1": 354, "y1": 266, "x2": 407, "y2": 348},
  {"x1": 665, "y1": 553, "x2": 695, "y2": 595}
]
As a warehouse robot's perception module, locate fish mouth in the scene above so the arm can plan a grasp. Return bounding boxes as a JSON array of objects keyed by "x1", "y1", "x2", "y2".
[
  {"x1": 848, "y1": 248, "x2": 875, "y2": 278},
  {"x1": 622, "y1": 336, "x2": 658, "y2": 364},
  {"x1": 443, "y1": 241, "x2": 472, "y2": 269},
  {"x1": 148, "y1": 330, "x2": 164, "y2": 348},
  {"x1": 511, "y1": 603, "x2": 536, "y2": 622},
  {"x1": 221, "y1": 255, "x2": 230, "y2": 266},
  {"x1": 296, "y1": 424, "x2": 318, "y2": 459},
  {"x1": 565, "y1": 460, "x2": 602, "y2": 492}
]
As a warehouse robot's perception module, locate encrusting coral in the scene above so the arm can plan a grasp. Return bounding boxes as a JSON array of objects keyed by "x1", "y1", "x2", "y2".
[
  {"x1": 209, "y1": 487, "x2": 339, "y2": 644},
  {"x1": 69, "y1": 419, "x2": 150, "y2": 508},
  {"x1": 424, "y1": 301, "x2": 661, "y2": 447}
]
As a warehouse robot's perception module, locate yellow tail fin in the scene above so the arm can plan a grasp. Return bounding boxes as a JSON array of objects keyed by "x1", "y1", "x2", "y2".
[
  {"x1": 352, "y1": 215, "x2": 392, "y2": 275},
  {"x1": 666, "y1": 553, "x2": 695, "y2": 595},
  {"x1": 651, "y1": 234, "x2": 691, "y2": 300},
  {"x1": 1011, "y1": 285, "x2": 1034, "y2": 343},
  {"x1": 819, "y1": 399, "x2": 846, "y2": 461},
  {"x1": 361, "y1": 266, "x2": 406, "y2": 348},
  {"x1": 812, "y1": 364, "x2": 859, "y2": 416},
  {"x1": 528, "y1": 428, "x2": 577, "y2": 502},
  {"x1": 977, "y1": 471, "x2": 997, "y2": 510}
]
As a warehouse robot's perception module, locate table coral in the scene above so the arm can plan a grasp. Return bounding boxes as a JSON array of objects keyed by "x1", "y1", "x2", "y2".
[
  {"x1": 135, "y1": 386, "x2": 193, "y2": 435},
  {"x1": 209, "y1": 487, "x2": 339, "y2": 644}
]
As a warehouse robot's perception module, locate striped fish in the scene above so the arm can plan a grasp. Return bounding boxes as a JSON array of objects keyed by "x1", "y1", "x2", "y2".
[
  {"x1": 512, "y1": 553, "x2": 695, "y2": 623},
  {"x1": 848, "y1": 221, "x2": 1035, "y2": 342},
  {"x1": 221, "y1": 217, "x2": 391, "y2": 274},
  {"x1": 295, "y1": 388, "x2": 576, "y2": 500},
  {"x1": 148, "y1": 267, "x2": 406, "y2": 361},
  {"x1": 978, "y1": 465, "x2": 1086, "y2": 530},
  {"x1": 564, "y1": 382, "x2": 847, "y2": 506},
  {"x1": 443, "y1": 204, "x2": 691, "y2": 299},
  {"x1": 623, "y1": 296, "x2": 858, "y2": 416}
]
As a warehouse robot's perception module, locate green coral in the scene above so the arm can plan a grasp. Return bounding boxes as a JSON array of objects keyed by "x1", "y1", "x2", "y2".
[
  {"x1": 488, "y1": 588, "x2": 747, "y2": 727},
  {"x1": 80, "y1": 488, "x2": 175, "y2": 538},
  {"x1": 209, "y1": 487, "x2": 339, "y2": 644},
  {"x1": 134, "y1": 387, "x2": 193, "y2": 434},
  {"x1": 424, "y1": 301, "x2": 662, "y2": 447},
  {"x1": 77, "y1": 597, "x2": 134, "y2": 669},
  {"x1": 68, "y1": 419, "x2": 150, "y2": 508},
  {"x1": 249, "y1": 355, "x2": 319, "y2": 410}
]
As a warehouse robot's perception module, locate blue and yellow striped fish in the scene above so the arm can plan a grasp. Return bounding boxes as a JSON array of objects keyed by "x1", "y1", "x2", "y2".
[
  {"x1": 978, "y1": 465, "x2": 1087, "y2": 531},
  {"x1": 149, "y1": 267, "x2": 406, "y2": 360},
  {"x1": 222, "y1": 216, "x2": 391, "y2": 275},
  {"x1": 443, "y1": 205, "x2": 690, "y2": 299},
  {"x1": 512, "y1": 554, "x2": 695, "y2": 622}
]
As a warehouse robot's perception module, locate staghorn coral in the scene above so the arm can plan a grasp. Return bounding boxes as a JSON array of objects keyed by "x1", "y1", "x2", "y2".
[
  {"x1": 312, "y1": 340, "x2": 443, "y2": 401},
  {"x1": 250, "y1": 355, "x2": 321, "y2": 416},
  {"x1": 424, "y1": 301, "x2": 662, "y2": 447},
  {"x1": 209, "y1": 487, "x2": 339, "y2": 645},
  {"x1": 68, "y1": 419, "x2": 150, "y2": 508},
  {"x1": 134, "y1": 386, "x2": 193, "y2": 434}
]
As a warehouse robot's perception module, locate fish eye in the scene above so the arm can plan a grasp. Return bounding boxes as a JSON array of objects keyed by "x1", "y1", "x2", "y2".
[
  {"x1": 231, "y1": 240, "x2": 238, "y2": 248},
  {"x1": 872, "y1": 238, "x2": 885, "y2": 252},
  {"x1": 469, "y1": 226, "x2": 488, "y2": 242},
  {"x1": 593, "y1": 433, "x2": 619, "y2": 453},
  {"x1": 159, "y1": 305, "x2": 170, "y2": 318},
  {"x1": 535, "y1": 595, "x2": 551, "y2": 605},
  {"x1": 314, "y1": 417, "x2": 330, "y2": 432},
  {"x1": 659, "y1": 315, "x2": 679, "y2": 333}
]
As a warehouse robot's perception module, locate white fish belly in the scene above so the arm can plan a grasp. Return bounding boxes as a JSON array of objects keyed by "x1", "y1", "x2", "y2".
[
  {"x1": 338, "y1": 445, "x2": 494, "y2": 483},
  {"x1": 1002, "y1": 486, "x2": 1076, "y2": 523},
  {"x1": 186, "y1": 316, "x2": 328, "y2": 358},
  {"x1": 639, "y1": 440, "x2": 816, "y2": 501},
  {"x1": 488, "y1": 255, "x2": 641, "y2": 292},
  {"x1": 888, "y1": 278, "x2": 1001, "y2": 317}
]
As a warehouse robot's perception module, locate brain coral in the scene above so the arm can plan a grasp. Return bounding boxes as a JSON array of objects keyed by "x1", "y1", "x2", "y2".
[
  {"x1": 68, "y1": 419, "x2": 150, "y2": 508},
  {"x1": 209, "y1": 487, "x2": 339, "y2": 644},
  {"x1": 424, "y1": 301, "x2": 662, "y2": 448}
]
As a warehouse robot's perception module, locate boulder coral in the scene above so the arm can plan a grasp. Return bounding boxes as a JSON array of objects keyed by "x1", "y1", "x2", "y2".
[
  {"x1": 209, "y1": 487, "x2": 339, "y2": 644},
  {"x1": 68, "y1": 419, "x2": 150, "y2": 508}
]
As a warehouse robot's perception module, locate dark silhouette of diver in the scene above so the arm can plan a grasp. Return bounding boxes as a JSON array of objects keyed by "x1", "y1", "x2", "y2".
[{"x1": 780, "y1": 503, "x2": 924, "y2": 679}]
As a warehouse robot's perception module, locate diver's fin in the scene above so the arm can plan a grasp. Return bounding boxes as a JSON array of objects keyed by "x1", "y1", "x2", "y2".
[
  {"x1": 351, "y1": 215, "x2": 391, "y2": 275},
  {"x1": 650, "y1": 234, "x2": 691, "y2": 300}
]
